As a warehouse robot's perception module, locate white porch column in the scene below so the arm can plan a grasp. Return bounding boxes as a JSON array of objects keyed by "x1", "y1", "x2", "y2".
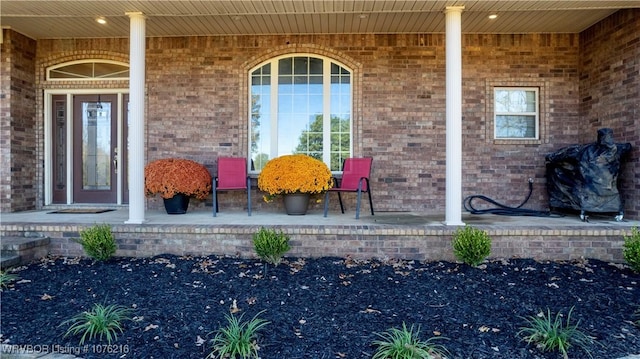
[
  {"x1": 444, "y1": 6, "x2": 465, "y2": 226},
  {"x1": 125, "y1": 12, "x2": 146, "y2": 224}
]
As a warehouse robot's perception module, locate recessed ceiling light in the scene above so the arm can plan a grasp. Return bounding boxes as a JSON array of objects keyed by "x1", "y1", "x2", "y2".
[
  {"x1": 96, "y1": 17, "x2": 107, "y2": 25},
  {"x1": 359, "y1": 14, "x2": 368, "y2": 19},
  {"x1": 488, "y1": 14, "x2": 498, "y2": 20}
]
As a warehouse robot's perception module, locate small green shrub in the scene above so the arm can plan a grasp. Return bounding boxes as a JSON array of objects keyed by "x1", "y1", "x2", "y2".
[
  {"x1": 518, "y1": 307, "x2": 596, "y2": 359},
  {"x1": 451, "y1": 225, "x2": 491, "y2": 266},
  {"x1": 208, "y1": 310, "x2": 270, "y2": 359},
  {"x1": 372, "y1": 322, "x2": 448, "y2": 359},
  {"x1": 623, "y1": 226, "x2": 640, "y2": 272},
  {"x1": 252, "y1": 227, "x2": 290, "y2": 266},
  {"x1": 75, "y1": 224, "x2": 117, "y2": 261},
  {"x1": 61, "y1": 303, "x2": 133, "y2": 345},
  {"x1": 0, "y1": 271, "x2": 19, "y2": 291}
]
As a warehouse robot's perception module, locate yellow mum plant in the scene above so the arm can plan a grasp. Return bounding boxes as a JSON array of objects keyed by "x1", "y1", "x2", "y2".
[
  {"x1": 144, "y1": 158, "x2": 212, "y2": 200},
  {"x1": 258, "y1": 154, "x2": 333, "y2": 201}
]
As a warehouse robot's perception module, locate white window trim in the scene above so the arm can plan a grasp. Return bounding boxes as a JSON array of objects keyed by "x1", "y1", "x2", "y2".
[
  {"x1": 493, "y1": 87, "x2": 539, "y2": 140},
  {"x1": 47, "y1": 60, "x2": 129, "y2": 81},
  {"x1": 248, "y1": 53, "x2": 353, "y2": 174}
]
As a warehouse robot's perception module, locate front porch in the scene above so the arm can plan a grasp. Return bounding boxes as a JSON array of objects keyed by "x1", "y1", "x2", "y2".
[{"x1": 1, "y1": 208, "x2": 637, "y2": 266}]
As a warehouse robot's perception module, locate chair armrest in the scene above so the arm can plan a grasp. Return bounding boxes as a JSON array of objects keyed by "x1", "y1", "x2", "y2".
[{"x1": 358, "y1": 177, "x2": 370, "y2": 191}]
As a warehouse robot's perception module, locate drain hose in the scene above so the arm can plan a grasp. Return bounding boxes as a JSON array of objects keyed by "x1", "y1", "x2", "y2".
[{"x1": 463, "y1": 179, "x2": 557, "y2": 217}]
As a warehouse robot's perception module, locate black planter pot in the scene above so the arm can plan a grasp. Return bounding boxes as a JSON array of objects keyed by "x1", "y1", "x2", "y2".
[{"x1": 163, "y1": 194, "x2": 190, "y2": 214}]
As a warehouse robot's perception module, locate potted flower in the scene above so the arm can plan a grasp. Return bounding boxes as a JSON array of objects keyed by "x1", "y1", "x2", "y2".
[
  {"x1": 144, "y1": 158, "x2": 212, "y2": 214},
  {"x1": 257, "y1": 154, "x2": 333, "y2": 215}
]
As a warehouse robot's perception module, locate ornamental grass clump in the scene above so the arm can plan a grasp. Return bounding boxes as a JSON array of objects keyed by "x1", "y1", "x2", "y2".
[
  {"x1": 451, "y1": 225, "x2": 492, "y2": 267},
  {"x1": 208, "y1": 310, "x2": 270, "y2": 359},
  {"x1": 622, "y1": 226, "x2": 640, "y2": 272},
  {"x1": 144, "y1": 158, "x2": 212, "y2": 200},
  {"x1": 75, "y1": 224, "x2": 116, "y2": 261},
  {"x1": 0, "y1": 271, "x2": 19, "y2": 291},
  {"x1": 518, "y1": 307, "x2": 596, "y2": 359},
  {"x1": 61, "y1": 303, "x2": 134, "y2": 345},
  {"x1": 253, "y1": 227, "x2": 290, "y2": 266},
  {"x1": 257, "y1": 154, "x2": 332, "y2": 202},
  {"x1": 372, "y1": 322, "x2": 449, "y2": 359}
]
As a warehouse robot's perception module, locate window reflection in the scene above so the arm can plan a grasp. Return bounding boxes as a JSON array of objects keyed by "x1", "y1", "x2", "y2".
[
  {"x1": 494, "y1": 88, "x2": 538, "y2": 139},
  {"x1": 82, "y1": 102, "x2": 111, "y2": 189},
  {"x1": 250, "y1": 56, "x2": 352, "y2": 171}
]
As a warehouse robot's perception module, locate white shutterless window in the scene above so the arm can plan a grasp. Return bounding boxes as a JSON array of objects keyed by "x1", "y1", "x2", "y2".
[
  {"x1": 249, "y1": 55, "x2": 352, "y2": 172},
  {"x1": 494, "y1": 87, "x2": 539, "y2": 140}
]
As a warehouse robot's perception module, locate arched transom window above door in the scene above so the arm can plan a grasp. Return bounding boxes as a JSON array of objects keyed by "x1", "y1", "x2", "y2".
[
  {"x1": 249, "y1": 54, "x2": 352, "y2": 172},
  {"x1": 47, "y1": 60, "x2": 129, "y2": 80}
]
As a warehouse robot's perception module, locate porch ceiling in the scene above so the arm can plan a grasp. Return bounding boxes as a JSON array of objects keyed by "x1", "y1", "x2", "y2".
[{"x1": 1, "y1": 1, "x2": 637, "y2": 40}]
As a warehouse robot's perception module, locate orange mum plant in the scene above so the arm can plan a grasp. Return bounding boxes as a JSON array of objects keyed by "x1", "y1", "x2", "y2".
[
  {"x1": 144, "y1": 158, "x2": 212, "y2": 200},
  {"x1": 258, "y1": 154, "x2": 333, "y2": 201}
]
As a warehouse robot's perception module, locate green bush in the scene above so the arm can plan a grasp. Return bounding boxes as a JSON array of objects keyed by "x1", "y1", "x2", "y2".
[
  {"x1": 451, "y1": 225, "x2": 491, "y2": 266},
  {"x1": 61, "y1": 303, "x2": 133, "y2": 345},
  {"x1": 75, "y1": 224, "x2": 117, "y2": 261},
  {"x1": 208, "y1": 310, "x2": 269, "y2": 359},
  {"x1": 372, "y1": 322, "x2": 448, "y2": 359},
  {"x1": 252, "y1": 227, "x2": 290, "y2": 266},
  {"x1": 518, "y1": 307, "x2": 596, "y2": 359},
  {"x1": 0, "y1": 271, "x2": 19, "y2": 291},
  {"x1": 623, "y1": 226, "x2": 640, "y2": 272}
]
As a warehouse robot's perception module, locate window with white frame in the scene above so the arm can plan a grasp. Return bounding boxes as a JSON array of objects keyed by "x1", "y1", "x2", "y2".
[
  {"x1": 47, "y1": 60, "x2": 129, "y2": 80},
  {"x1": 249, "y1": 55, "x2": 352, "y2": 172},
  {"x1": 494, "y1": 87, "x2": 539, "y2": 139}
]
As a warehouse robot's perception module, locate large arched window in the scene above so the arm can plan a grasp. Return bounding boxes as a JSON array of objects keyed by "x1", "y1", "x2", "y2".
[{"x1": 249, "y1": 55, "x2": 352, "y2": 172}]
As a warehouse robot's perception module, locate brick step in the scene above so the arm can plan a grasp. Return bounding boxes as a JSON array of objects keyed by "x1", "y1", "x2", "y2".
[
  {"x1": 0, "y1": 254, "x2": 21, "y2": 269},
  {"x1": 0, "y1": 236, "x2": 50, "y2": 269}
]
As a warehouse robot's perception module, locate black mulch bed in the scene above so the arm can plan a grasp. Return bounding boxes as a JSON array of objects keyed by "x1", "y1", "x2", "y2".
[{"x1": 1, "y1": 254, "x2": 639, "y2": 359}]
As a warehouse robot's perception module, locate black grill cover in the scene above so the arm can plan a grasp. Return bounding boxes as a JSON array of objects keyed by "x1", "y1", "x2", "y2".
[{"x1": 545, "y1": 128, "x2": 632, "y2": 214}]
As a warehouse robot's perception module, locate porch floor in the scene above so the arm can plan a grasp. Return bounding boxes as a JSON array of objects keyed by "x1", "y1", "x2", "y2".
[{"x1": 1, "y1": 207, "x2": 636, "y2": 227}]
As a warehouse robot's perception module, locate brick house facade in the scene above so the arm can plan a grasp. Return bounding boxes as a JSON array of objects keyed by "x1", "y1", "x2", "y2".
[{"x1": 1, "y1": 8, "x2": 638, "y2": 219}]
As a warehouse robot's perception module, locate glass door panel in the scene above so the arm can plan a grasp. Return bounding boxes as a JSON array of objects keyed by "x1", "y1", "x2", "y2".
[
  {"x1": 52, "y1": 95, "x2": 67, "y2": 203},
  {"x1": 122, "y1": 94, "x2": 129, "y2": 204},
  {"x1": 82, "y1": 101, "x2": 111, "y2": 190}
]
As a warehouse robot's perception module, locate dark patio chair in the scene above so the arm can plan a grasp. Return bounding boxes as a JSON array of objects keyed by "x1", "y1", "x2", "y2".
[
  {"x1": 213, "y1": 157, "x2": 251, "y2": 217},
  {"x1": 323, "y1": 157, "x2": 374, "y2": 219}
]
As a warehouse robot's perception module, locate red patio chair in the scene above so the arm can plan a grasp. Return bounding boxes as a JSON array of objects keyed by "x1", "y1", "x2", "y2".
[
  {"x1": 323, "y1": 157, "x2": 374, "y2": 219},
  {"x1": 213, "y1": 157, "x2": 251, "y2": 217}
]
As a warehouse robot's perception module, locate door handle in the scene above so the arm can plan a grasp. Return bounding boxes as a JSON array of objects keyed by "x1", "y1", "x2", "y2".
[{"x1": 113, "y1": 147, "x2": 118, "y2": 174}]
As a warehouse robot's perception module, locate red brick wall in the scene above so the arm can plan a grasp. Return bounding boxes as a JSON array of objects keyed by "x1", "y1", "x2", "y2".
[
  {"x1": 461, "y1": 33, "x2": 581, "y2": 215},
  {"x1": 0, "y1": 30, "x2": 37, "y2": 212},
  {"x1": 579, "y1": 9, "x2": 640, "y2": 219},
  {"x1": 16, "y1": 8, "x2": 638, "y2": 218}
]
